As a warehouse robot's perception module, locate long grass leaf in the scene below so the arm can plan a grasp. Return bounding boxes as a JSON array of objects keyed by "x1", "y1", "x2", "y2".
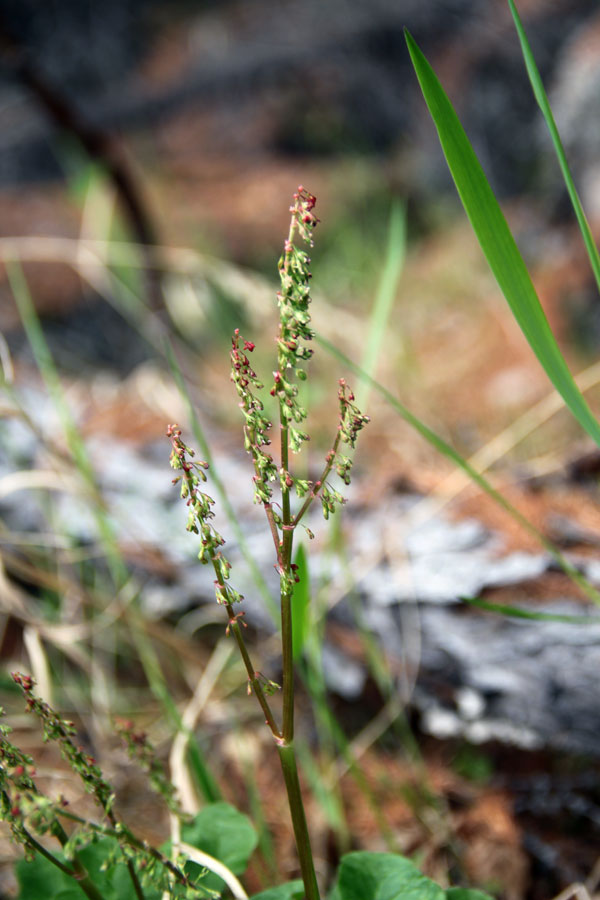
[
  {"x1": 508, "y1": 0, "x2": 600, "y2": 293},
  {"x1": 7, "y1": 260, "x2": 127, "y2": 588},
  {"x1": 291, "y1": 544, "x2": 310, "y2": 661},
  {"x1": 357, "y1": 202, "x2": 406, "y2": 410},
  {"x1": 316, "y1": 332, "x2": 600, "y2": 605},
  {"x1": 463, "y1": 595, "x2": 600, "y2": 625},
  {"x1": 404, "y1": 29, "x2": 600, "y2": 448},
  {"x1": 9, "y1": 262, "x2": 221, "y2": 802}
]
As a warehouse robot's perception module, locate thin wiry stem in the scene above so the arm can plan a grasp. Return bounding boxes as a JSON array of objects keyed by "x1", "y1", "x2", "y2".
[
  {"x1": 292, "y1": 431, "x2": 342, "y2": 527},
  {"x1": 212, "y1": 562, "x2": 282, "y2": 740}
]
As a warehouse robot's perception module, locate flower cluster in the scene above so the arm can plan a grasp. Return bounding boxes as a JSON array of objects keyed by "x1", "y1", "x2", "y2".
[
  {"x1": 168, "y1": 424, "x2": 243, "y2": 605},
  {"x1": 115, "y1": 719, "x2": 180, "y2": 815},
  {"x1": 227, "y1": 192, "x2": 369, "y2": 529},
  {"x1": 272, "y1": 186, "x2": 319, "y2": 452},
  {"x1": 335, "y1": 380, "x2": 370, "y2": 480},
  {"x1": 317, "y1": 381, "x2": 370, "y2": 517},
  {"x1": 230, "y1": 331, "x2": 277, "y2": 504},
  {"x1": 12, "y1": 672, "x2": 114, "y2": 814},
  {"x1": 0, "y1": 713, "x2": 39, "y2": 853},
  {"x1": 1, "y1": 688, "x2": 213, "y2": 898}
]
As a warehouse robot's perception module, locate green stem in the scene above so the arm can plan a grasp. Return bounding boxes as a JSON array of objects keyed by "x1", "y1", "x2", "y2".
[
  {"x1": 23, "y1": 829, "x2": 77, "y2": 878},
  {"x1": 279, "y1": 413, "x2": 295, "y2": 744},
  {"x1": 105, "y1": 810, "x2": 145, "y2": 900},
  {"x1": 280, "y1": 584, "x2": 294, "y2": 742},
  {"x1": 208, "y1": 552, "x2": 281, "y2": 737},
  {"x1": 264, "y1": 502, "x2": 284, "y2": 564},
  {"x1": 224, "y1": 598, "x2": 282, "y2": 739},
  {"x1": 272, "y1": 205, "x2": 321, "y2": 897},
  {"x1": 292, "y1": 430, "x2": 342, "y2": 527},
  {"x1": 277, "y1": 744, "x2": 321, "y2": 900},
  {"x1": 54, "y1": 808, "x2": 196, "y2": 891},
  {"x1": 46, "y1": 820, "x2": 108, "y2": 900},
  {"x1": 125, "y1": 859, "x2": 146, "y2": 900}
]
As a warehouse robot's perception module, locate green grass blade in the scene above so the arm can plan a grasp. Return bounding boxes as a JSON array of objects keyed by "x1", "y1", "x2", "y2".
[
  {"x1": 463, "y1": 595, "x2": 600, "y2": 625},
  {"x1": 508, "y1": 0, "x2": 600, "y2": 293},
  {"x1": 316, "y1": 332, "x2": 600, "y2": 606},
  {"x1": 9, "y1": 261, "x2": 221, "y2": 803},
  {"x1": 404, "y1": 29, "x2": 600, "y2": 448},
  {"x1": 291, "y1": 544, "x2": 310, "y2": 661},
  {"x1": 357, "y1": 201, "x2": 406, "y2": 410},
  {"x1": 7, "y1": 259, "x2": 128, "y2": 588}
]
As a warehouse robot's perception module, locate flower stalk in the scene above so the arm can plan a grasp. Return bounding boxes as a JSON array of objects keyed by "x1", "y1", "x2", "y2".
[{"x1": 170, "y1": 187, "x2": 368, "y2": 900}]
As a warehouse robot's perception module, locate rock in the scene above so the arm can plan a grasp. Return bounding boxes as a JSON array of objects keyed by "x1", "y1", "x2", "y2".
[{"x1": 412, "y1": 601, "x2": 600, "y2": 755}]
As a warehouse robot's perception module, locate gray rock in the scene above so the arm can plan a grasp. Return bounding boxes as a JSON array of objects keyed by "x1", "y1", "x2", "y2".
[{"x1": 413, "y1": 601, "x2": 600, "y2": 755}]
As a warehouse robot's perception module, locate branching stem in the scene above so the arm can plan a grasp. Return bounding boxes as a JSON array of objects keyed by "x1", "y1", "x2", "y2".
[
  {"x1": 213, "y1": 561, "x2": 282, "y2": 739},
  {"x1": 292, "y1": 431, "x2": 342, "y2": 527}
]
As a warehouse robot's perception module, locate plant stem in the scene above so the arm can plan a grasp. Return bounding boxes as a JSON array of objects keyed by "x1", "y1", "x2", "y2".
[
  {"x1": 280, "y1": 582, "x2": 294, "y2": 743},
  {"x1": 292, "y1": 431, "x2": 342, "y2": 527},
  {"x1": 270, "y1": 197, "x2": 321, "y2": 900},
  {"x1": 54, "y1": 807, "x2": 197, "y2": 892},
  {"x1": 23, "y1": 829, "x2": 76, "y2": 877},
  {"x1": 47, "y1": 820, "x2": 108, "y2": 900},
  {"x1": 223, "y1": 599, "x2": 281, "y2": 739},
  {"x1": 277, "y1": 744, "x2": 320, "y2": 900}
]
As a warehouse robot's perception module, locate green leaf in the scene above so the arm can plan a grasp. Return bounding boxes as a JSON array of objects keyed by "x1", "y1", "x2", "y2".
[
  {"x1": 292, "y1": 544, "x2": 310, "y2": 660},
  {"x1": 178, "y1": 802, "x2": 257, "y2": 892},
  {"x1": 250, "y1": 881, "x2": 304, "y2": 899},
  {"x1": 16, "y1": 838, "x2": 155, "y2": 900},
  {"x1": 16, "y1": 854, "x2": 76, "y2": 900},
  {"x1": 357, "y1": 200, "x2": 406, "y2": 410},
  {"x1": 462, "y1": 595, "x2": 600, "y2": 624},
  {"x1": 508, "y1": 0, "x2": 600, "y2": 294},
  {"x1": 334, "y1": 851, "x2": 445, "y2": 900},
  {"x1": 404, "y1": 29, "x2": 600, "y2": 449},
  {"x1": 54, "y1": 893, "x2": 90, "y2": 900},
  {"x1": 446, "y1": 889, "x2": 496, "y2": 900}
]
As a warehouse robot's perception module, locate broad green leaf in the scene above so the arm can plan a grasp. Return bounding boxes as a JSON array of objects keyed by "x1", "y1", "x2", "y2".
[
  {"x1": 335, "y1": 851, "x2": 444, "y2": 900},
  {"x1": 404, "y1": 30, "x2": 600, "y2": 449},
  {"x1": 16, "y1": 838, "x2": 157, "y2": 900},
  {"x1": 178, "y1": 802, "x2": 257, "y2": 892},
  {"x1": 508, "y1": 0, "x2": 600, "y2": 293},
  {"x1": 250, "y1": 881, "x2": 304, "y2": 899},
  {"x1": 292, "y1": 543, "x2": 310, "y2": 660},
  {"x1": 16, "y1": 853, "x2": 77, "y2": 900},
  {"x1": 54, "y1": 893, "x2": 90, "y2": 900},
  {"x1": 446, "y1": 889, "x2": 495, "y2": 900}
]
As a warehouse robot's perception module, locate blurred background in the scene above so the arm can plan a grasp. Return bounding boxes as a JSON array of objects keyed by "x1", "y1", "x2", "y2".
[
  {"x1": 2, "y1": 1, "x2": 600, "y2": 898},
  {"x1": 2, "y1": 0, "x2": 600, "y2": 445}
]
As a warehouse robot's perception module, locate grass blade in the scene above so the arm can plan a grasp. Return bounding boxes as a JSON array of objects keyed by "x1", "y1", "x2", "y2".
[
  {"x1": 508, "y1": 0, "x2": 600, "y2": 293},
  {"x1": 357, "y1": 201, "x2": 406, "y2": 410},
  {"x1": 291, "y1": 544, "x2": 310, "y2": 661},
  {"x1": 9, "y1": 261, "x2": 222, "y2": 803},
  {"x1": 316, "y1": 332, "x2": 600, "y2": 606},
  {"x1": 404, "y1": 29, "x2": 600, "y2": 448},
  {"x1": 7, "y1": 259, "x2": 127, "y2": 588},
  {"x1": 462, "y1": 595, "x2": 600, "y2": 625}
]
